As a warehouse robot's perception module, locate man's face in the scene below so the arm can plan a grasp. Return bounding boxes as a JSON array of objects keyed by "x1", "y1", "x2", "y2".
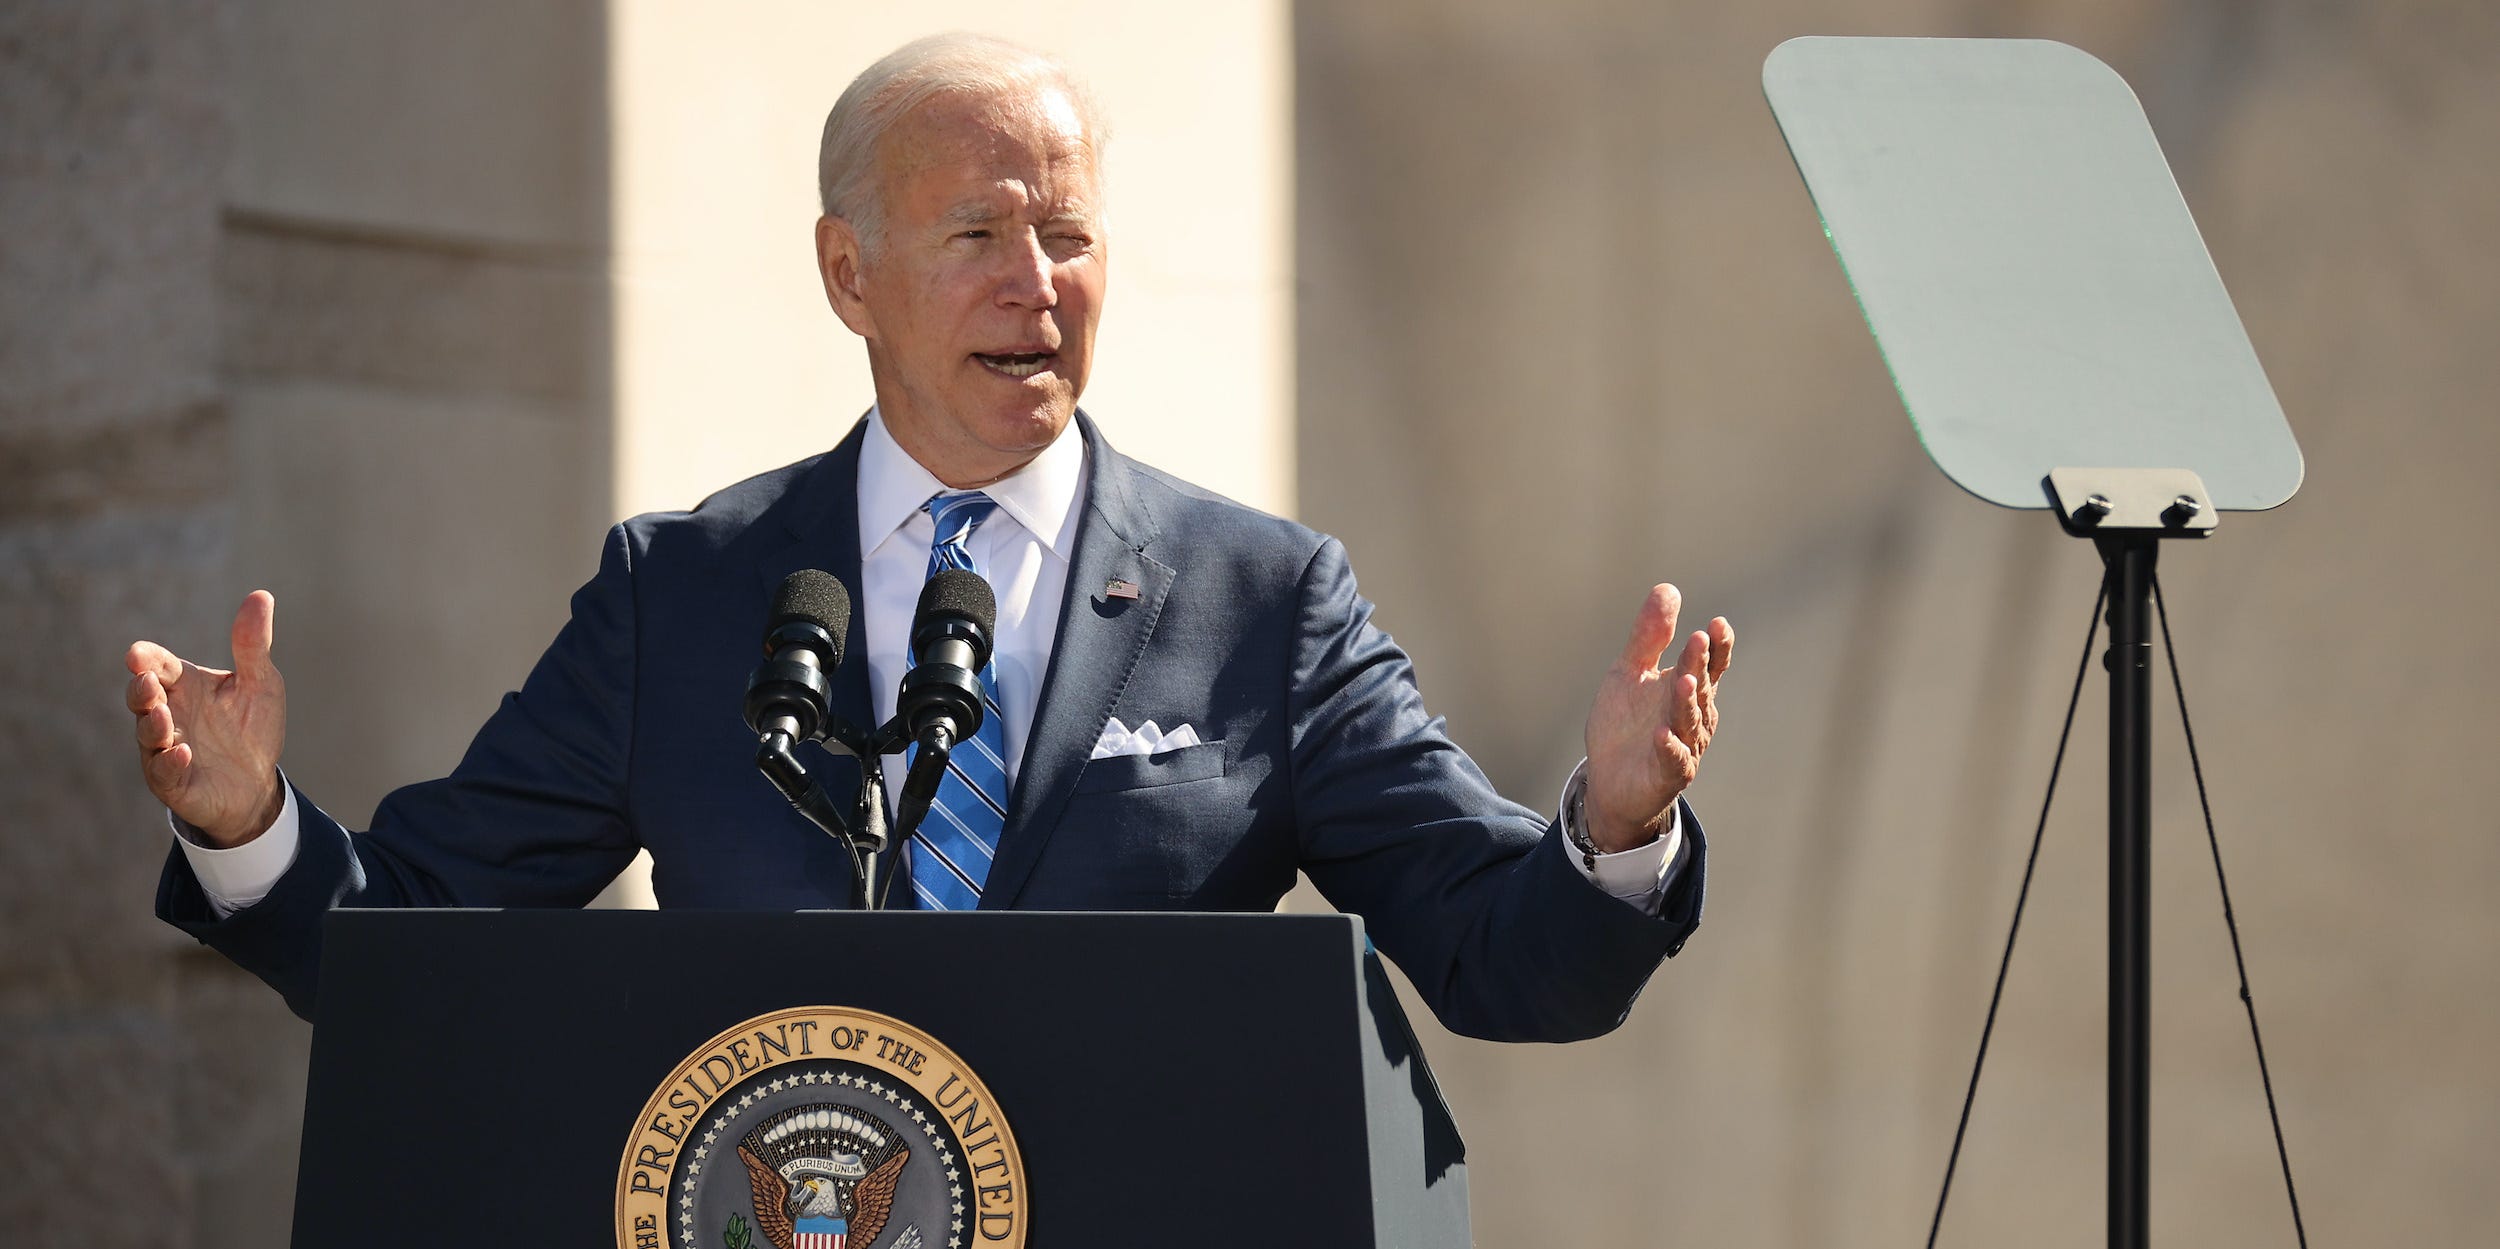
[{"x1": 818, "y1": 86, "x2": 1105, "y2": 487}]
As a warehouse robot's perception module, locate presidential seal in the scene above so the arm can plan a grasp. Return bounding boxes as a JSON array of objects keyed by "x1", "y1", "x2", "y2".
[{"x1": 617, "y1": 1007, "x2": 1025, "y2": 1249}]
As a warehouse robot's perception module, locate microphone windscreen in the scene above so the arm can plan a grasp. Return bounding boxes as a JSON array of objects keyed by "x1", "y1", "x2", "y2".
[
  {"x1": 770, "y1": 569, "x2": 852, "y2": 651},
  {"x1": 916, "y1": 568, "x2": 997, "y2": 634}
]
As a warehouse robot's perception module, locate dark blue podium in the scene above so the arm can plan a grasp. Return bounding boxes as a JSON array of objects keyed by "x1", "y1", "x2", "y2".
[{"x1": 294, "y1": 910, "x2": 1467, "y2": 1248}]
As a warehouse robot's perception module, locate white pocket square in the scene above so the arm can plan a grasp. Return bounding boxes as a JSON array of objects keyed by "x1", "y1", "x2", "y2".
[{"x1": 1091, "y1": 717, "x2": 1203, "y2": 760}]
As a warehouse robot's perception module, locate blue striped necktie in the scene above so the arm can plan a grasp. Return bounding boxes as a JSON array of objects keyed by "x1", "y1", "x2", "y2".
[{"x1": 908, "y1": 492, "x2": 1010, "y2": 911}]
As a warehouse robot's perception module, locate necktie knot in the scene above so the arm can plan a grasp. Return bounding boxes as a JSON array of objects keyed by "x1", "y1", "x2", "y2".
[{"x1": 926, "y1": 492, "x2": 999, "y2": 571}]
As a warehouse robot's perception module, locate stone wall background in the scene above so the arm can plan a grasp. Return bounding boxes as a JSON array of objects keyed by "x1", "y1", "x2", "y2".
[
  {"x1": 1, "y1": 2, "x2": 611, "y2": 1244},
  {"x1": 4, "y1": 0, "x2": 2494, "y2": 1245}
]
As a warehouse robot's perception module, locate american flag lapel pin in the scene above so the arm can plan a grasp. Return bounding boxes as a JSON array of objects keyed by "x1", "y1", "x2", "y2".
[{"x1": 1105, "y1": 578, "x2": 1142, "y2": 600}]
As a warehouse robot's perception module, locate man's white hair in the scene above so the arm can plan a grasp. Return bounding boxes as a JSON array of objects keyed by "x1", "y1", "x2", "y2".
[{"x1": 819, "y1": 33, "x2": 1104, "y2": 255}]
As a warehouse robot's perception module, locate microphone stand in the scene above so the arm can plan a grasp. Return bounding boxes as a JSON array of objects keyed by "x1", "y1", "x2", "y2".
[
  {"x1": 752, "y1": 707, "x2": 969, "y2": 912},
  {"x1": 854, "y1": 754, "x2": 891, "y2": 910},
  {"x1": 754, "y1": 718, "x2": 900, "y2": 911}
]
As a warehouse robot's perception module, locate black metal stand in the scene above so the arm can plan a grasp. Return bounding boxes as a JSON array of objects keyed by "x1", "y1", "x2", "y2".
[
  {"x1": 2049, "y1": 467, "x2": 2216, "y2": 1249},
  {"x1": 754, "y1": 722, "x2": 899, "y2": 911},
  {"x1": 851, "y1": 759, "x2": 891, "y2": 910},
  {"x1": 2100, "y1": 533, "x2": 2156, "y2": 1249}
]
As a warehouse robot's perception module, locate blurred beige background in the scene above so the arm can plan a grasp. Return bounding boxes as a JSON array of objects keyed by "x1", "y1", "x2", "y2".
[{"x1": 4, "y1": 0, "x2": 2493, "y2": 1245}]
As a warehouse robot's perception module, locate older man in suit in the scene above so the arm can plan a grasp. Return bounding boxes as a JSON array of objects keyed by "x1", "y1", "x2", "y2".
[{"x1": 127, "y1": 34, "x2": 1734, "y2": 1032}]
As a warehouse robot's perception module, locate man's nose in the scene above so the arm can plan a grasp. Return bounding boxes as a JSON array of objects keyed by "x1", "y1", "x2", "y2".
[{"x1": 996, "y1": 231, "x2": 1057, "y2": 310}]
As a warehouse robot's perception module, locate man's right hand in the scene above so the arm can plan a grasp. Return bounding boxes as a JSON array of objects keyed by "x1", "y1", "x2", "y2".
[{"x1": 126, "y1": 590, "x2": 288, "y2": 848}]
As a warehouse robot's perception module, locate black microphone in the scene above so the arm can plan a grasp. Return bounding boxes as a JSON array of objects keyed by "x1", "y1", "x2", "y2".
[
  {"x1": 746, "y1": 569, "x2": 871, "y2": 867},
  {"x1": 893, "y1": 569, "x2": 996, "y2": 835},
  {"x1": 744, "y1": 569, "x2": 851, "y2": 745}
]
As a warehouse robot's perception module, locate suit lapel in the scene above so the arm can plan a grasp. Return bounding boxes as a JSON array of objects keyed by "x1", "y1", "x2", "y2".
[
  {"x1": 983, "y1": 414, "x2": 1171, "y2": 908},
  {"x1": 752, "y1": 419, "x2": 877, "y2": 772}
]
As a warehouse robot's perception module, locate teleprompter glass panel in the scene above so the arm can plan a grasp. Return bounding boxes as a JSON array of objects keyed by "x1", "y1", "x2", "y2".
[{"x1": 1762, "y1": 37, "x2": 2301, "y2": 511}]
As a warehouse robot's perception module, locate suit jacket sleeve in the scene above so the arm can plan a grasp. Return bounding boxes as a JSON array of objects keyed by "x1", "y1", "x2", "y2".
[
  {"x1": 1285, "y1": 537, "x2": 1706, "y2": 1043},
  {"x1": 155, "y1": 523, "x2": 646, "y2": 1019}
]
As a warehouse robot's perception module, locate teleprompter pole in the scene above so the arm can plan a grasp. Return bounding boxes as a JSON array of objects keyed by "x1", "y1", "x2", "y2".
[
  {"x1": 2060, "y1": 471, "x2": 2212, "y2": 1249},
  {"x1": 2100, "y1": 532, "x2": 2157, "y2": 1249},
  {"x1": 2052, "y1": 469, "x2": 2214, "y2": 1247}
]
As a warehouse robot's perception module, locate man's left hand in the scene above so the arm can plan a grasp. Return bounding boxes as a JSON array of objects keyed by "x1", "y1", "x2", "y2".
[{"x1": 1582, "y1": 584, "x2": 1734, "y2": 853}]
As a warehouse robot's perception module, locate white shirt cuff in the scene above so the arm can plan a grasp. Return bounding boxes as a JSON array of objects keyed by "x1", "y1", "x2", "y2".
[
  {"x1": 169, "y1": 777, "x2": 301, "y2": 918},
  {"x1": 1556, "y1": 759, "x2": 1686, "y2": 914}
]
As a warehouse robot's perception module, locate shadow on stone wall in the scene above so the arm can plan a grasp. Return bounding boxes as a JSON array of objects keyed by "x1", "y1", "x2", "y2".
[{"x1": 1297, "y1": 1, "x2": 2499, "y2": 1245}]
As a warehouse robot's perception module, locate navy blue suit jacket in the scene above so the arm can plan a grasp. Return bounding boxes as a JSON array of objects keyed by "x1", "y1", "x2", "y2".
[{"x1": 159, "y1": 416, "x2": 1705, "y2": 1029}]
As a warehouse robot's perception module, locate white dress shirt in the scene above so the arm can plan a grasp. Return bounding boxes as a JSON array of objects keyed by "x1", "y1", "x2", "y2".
[
  {"x1": 854, "y1": 407, "x2": 1084, "y2": 800},
  {"x1": 178, "y1": 409, "x2": 1684, "y2": 914}
]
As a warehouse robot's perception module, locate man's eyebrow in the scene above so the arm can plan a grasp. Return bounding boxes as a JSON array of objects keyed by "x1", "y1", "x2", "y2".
[
  {"x1": 937, "y1": 200, "x2": 1097, "y2": 231},
  {"x1": 941, "y1": 202, "x2": 1004, "y2": 229}
]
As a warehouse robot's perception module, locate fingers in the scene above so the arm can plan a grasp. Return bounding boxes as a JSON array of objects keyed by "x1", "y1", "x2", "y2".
[
  {"x1": 130, "y1": 665, "x2": 181, "y2": 773},
  {"x1": 230, "y1": 590, "x2": 277, "y2": 684},
  {"x1": 1676, "y1": 628, "x2": 1709, "y2": 682},
  {"x1": 1664, "y1": 670, "x2": 1704, "y2": 757},
  {"x1": 1617, "y1": 584, "x2": 1683, "y2": 672},
  {"x1": 126, "y1": 667, "x2": 162, "y2": 715},
  {"x1": 133, "y1": 677, "x2": 178, "y2": 749},
  {"x1": 142, "y1": 740, "x2": 193, "y2": 794},
  {"x1": 126, "y1": 639, "x2": 183, "y2": 684},
  {"x1": 1696, "y1": 617, "x2": 1731, "y2": 735},
  {"x1": 137, "y1": 702, "x2": 178, "y2": 751}
]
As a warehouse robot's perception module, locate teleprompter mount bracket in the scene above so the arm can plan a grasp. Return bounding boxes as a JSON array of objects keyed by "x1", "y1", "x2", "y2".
[{"x1": 2045, "y1": 467, "x2": 2219, "y2": 538}]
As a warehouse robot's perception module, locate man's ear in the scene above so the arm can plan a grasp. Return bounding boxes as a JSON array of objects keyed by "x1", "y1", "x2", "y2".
[{"x1": 815, "y1": 215, "x2": 877, "y2": 339}]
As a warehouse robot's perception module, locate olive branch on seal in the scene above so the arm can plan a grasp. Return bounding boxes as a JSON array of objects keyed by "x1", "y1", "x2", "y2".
[{"x1": 722, "y1": 1212, "x2": 753, "y2": 1249}]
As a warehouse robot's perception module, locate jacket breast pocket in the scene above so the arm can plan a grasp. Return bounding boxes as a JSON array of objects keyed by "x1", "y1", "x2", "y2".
[{"x1": 1072, "y1": 740, "x2": 1227, "y2": 795}]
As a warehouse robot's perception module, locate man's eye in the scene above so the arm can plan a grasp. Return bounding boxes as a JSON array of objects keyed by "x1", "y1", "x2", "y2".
[{"x1": 958, "y1": 229, "x2": 990, "y2": 240}]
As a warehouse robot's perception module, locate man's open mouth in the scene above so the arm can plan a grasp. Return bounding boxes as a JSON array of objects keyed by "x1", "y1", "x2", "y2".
[{"x1": 975, "y1": 351, "x2": 1055, "y2": 379}]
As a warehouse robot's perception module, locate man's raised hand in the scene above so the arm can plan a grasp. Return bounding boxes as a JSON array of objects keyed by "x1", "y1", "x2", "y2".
[
  {"x1": 126, "y1": 591, "x2": 288, "y2": 847},
  {"x1": 1581, "y1": 584, "x2": 1734, "y2": 854}
]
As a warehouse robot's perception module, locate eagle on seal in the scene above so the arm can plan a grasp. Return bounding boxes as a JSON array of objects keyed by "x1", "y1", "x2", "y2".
[{"x1": 738, "y1": 1124, "x2": 909, "y2": 1249}]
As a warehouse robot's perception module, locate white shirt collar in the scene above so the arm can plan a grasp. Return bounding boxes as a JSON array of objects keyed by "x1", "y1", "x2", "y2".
[{"x1": 856, "y1": 407, "x2": 1088, "y2": 558}]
